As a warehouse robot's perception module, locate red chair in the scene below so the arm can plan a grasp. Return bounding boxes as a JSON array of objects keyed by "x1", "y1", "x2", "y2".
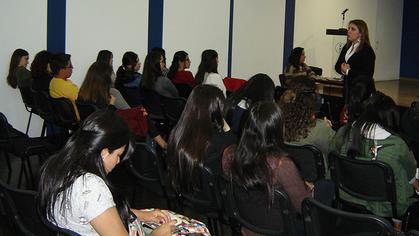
[{"x1": 223, "y1": 77, "x2": 247, "y2": 94}]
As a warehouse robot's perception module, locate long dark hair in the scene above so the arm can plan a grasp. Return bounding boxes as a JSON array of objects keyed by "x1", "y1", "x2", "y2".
[
  {"x1": 347, "y1": 76, "x2": 376, "y2": 122},
  {"x1": 168, "y1": 51, "x2": 188, "y2": 80},
  {"x1": 195, "y1": 49, "x2": 218, "y2": 85},
  {"x1": 121, "y1": 51, "x2": 138, "y2": 71},
  {"x1": 141, "y1": 50, "x2": 163, "y2": 89},
  {"x1": 230, "y1": 101, "x2": 287, "y2": 204},
  {"x1": 31, "y1": 50, "x2": 53, "y2": 83},
  {"x1": 287, "y1": 47, "x2": 304, "y2": 69},
  {"x1": 78, "y1": 62, "x2": 113, "y2": 107},
  {"x1": 38, "y1": 110, "x2": 135, "y2": 228},
  {"x1": 347, "y1": 91, "x2": 400, "y2": 158},
  {"x1": 227, "y1": 73, "x2": 275, "y2": 110},
  {"x1": 7, "y1": 48, "x2": 29, "y2": 88},
  {"x1": 168, "y1": 84, "x2": 225, "y2": 192},
  {"x1": 96, "y1": 50, "x2": 113, "y2": 65}
]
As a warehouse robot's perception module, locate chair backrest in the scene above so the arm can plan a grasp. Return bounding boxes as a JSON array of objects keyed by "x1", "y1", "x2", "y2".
[
  {"x1": 284, "y1": 143, "x2": 325, "y2": 182},
  {"x1": 75, "y1": 100, "x2": 99, "y2": 122},
  {"x1": 302, "y1": 198, "x2": 395, "y2": 236},
  {"x1": 329, "y1": 152, "x2": 398, "y2": 217},
  {"x1": 31, "y1": 90, "x2": 56, "y2": 123},
  {"x1": 128, "y1": 142, "x2": 171, "y2": 200},
  {"x1": 50, "y1": 97, "x2": 78, "y2": 130},
  {"x1": 309, "y1": 66, "x2": 323, "y2": 76},
  {"x1": 140, "y1": 88, "x2": 165, "y2": 120},
  {"x1": 225, "y1": 179, "x2": 297, "y2": 236},
  {"x1": 174, "y1": 83, "x2": 193, "y2": 99},
  {"x1": 0, "y1": 180, "x2": 51, "y2": 236},
  {"x1": 36, "y1": 204, "x2": 81, "y2": 236},
  {"x1": 278, "y1": 74, "x2": 287, "y2": 87},
  {"x1": 19, "y1": 86, "x2": 36, "y2": 111},
  {"x1": 0, "y1": 112, "x2": 14, "y2": 146},
  {"x1": 159, "y1": 95, "x2": 186, "y2": 123}
]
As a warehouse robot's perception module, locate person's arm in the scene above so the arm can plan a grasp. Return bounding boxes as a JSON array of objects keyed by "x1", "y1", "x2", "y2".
[
  {"x1": 131, "y1": 209, "x2": 176, "y2": 236},
  {"x1": 90, "y1": 207, "x2": 128, "y2": 236},
  {"x1": 335, "y1": 45, "x2": 348, "y2": 75}
]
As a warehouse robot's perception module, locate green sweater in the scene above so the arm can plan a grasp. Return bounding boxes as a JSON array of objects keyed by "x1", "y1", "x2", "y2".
[{"x1": 330, "y1": 124, "x2": 417, "y2": 217}]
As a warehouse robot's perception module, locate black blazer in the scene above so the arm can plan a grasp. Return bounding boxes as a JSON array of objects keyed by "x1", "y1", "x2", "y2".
[{"x1": 335, "y1": 42, "x2": 376, "y2": 83}]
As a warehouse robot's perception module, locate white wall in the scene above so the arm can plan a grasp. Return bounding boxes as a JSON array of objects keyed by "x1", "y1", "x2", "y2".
[
  {"x1": 374, "y1": 0, "x2": 403, "y2": 81},
  {"x1": 0, "y1": 0, "x2": 47, "y2": 137},
  {"x1": 294, "y1": 0, "x2": 377, "y2": 78},
  {"x1": 163, "y1": 0, "x2": 230, "y2": 78},
  {"x1": 231, "y1": 0, "x2": 285, "y2": 84},
  {"x1": 66, "y1": 0, "x2": 149, "y2": 86}
]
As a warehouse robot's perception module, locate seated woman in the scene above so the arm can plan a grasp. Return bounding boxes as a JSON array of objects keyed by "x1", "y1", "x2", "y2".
[
  {"x1": 330, "y1": 91, "x2": 417, "y2": 218},
  {"x1": 195, "y1": 49, "x2": 226, "y2": 96},
  {"x1": 77, "y1": 62, "x2": 167, "y2": 149},
  {"x1": 7, "y1": 48, "x2": 32, "y2": 89},
  {"x1": 115, "y1": 51, "x2": 143, "y2": 107},
  {"x1": 225, "y1": 73, "x2": 275, "y2": 137},
  {"x1": 284, "y1": 47, "x2": 317, "y2": 85},
  {"x1": 278, "y1": 76, "x2": 335, "y2": 163},
  {"x1": 31, "y1": 50, "x2": 53, "y2": 93},
  {"x1": 167, "y1": 51, "x2": 195, "y2": 98},
  {"x1": 224, "y1": 101, "x2": 312, "y2": 235},
  {"x1": 141, "y1": 50, "x2": 178, "y2": 98},
  {"x1": 168, "y1": 85, "x2": 236, "y2": 193},
  {"x1": 97, "y1": 50, "x2": 130, "y2": 110},
  {"x1": 38, "y1": 110, "x2": 175, "y2": 236}
]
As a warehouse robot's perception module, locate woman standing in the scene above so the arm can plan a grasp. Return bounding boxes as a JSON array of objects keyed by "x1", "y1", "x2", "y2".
[{"x1": 335, "y1": 19, "x2": 375, "y2": 103}]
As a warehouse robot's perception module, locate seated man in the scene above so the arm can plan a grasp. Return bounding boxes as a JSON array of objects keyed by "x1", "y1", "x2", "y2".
[{"x1": 49, "y1": 53, "x2": 80, "y2": 120}]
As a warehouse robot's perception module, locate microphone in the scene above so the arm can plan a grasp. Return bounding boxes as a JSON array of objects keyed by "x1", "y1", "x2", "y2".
[{"x1": 342, "y1": 9, "x2": 348, "y2": 15}]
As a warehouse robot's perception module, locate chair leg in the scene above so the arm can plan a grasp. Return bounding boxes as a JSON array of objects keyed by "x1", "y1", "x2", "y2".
[
  {"x1": 25, "y1": 110, "x2": 33, "y2": 135},
  {"x1": 3, "y1": 152, "x2": 12, "y2": 184},
  {"x1": 41, "y1": 120, "x2": 46, "y2": 137}
]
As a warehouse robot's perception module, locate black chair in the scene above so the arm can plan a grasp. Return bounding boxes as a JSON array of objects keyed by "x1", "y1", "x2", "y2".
[
  {"x1": 279, "y1": 74, "x2": 287, "y2": 88},
  {"x1": 284, "y1": 143, "x2": 325, "y2": 182},
  {"x1": 159, "y1": 95, "x2": 186, "y2": 124},
  {"x1": 0, "y1": 112, "x2": 54, "y2": 188},
  {"x1": 302, "y1": 198, "x2": 396, "y2": 236},
  {"x1": 329, "y1": 152, "x2": 398, "y2": 218},
  {"x1": 50, "y1": 97, "x2": 79, "y2": 131},
  {"x1": 224, "y1": 178, "x2": 297, "y2": 236},
  {"x1": 178, "y1": 167, "x2": 224, "y2": 236},
  {"x1": 18, "y1": 86, "x2": 38, "y2": 135},
  {"x1": 127, "y1": 142, "x2": 175, "y2": 209},
  {"x1": 31, "y1": 90, "x2": 57, "y2": 137},
  {"x1": 174, "y1": 83, "x2": 193, "y2": 99},
  {"x1": 75, "y1": 100, "x2": 99, "y2": 122},
  {"x1": 0, "y1": 180, "x2": 51, "y2": 236},
  {"x1": 36, "y1": 204, "x2": 81, "y2": 236},
  {"x1": 309, "y1": 66, "x2": 323, "y2": 76}
]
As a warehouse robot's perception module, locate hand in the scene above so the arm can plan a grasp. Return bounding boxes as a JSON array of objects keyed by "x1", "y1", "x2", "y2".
[
  {"x1": 141, "y1": 209, "x2": 171, "y2": 224},
  {"x1": 413, "y1": 178, "x2": 419, "y2": 192},
  {"x1": 323, "y1": 117, "x2": 333, "y2": 128},
  {"x1": 150, "y1": 220, "x2": 176, "y2": 236},
  {"x1": 223, "y1": 119, "x2": 230, "y2": 132},
  {"x1": 109, "y1": 94, "x2": 116, "y2": 105},
  {"x1": 340, "y1": 63, "x2": 350, "y2": 75},
  {"x1": 139, "y1": 106, "x2": 148, "y2": 116}
]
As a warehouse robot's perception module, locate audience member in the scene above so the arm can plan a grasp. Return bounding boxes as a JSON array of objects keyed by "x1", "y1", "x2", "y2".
[
  {"x1": 77, "y1": 62, "x2": 167, "y2": 149},
  {"x1": 7, "y1": 48, "x2": 31, "y2": 89},
  {"x1": 224, "y1": 101, "x2": 311, "y2": 235},
  {"x1": 195, "y1": 49, "x2": 226, "y2": 95},
  {"x1": 31, "y1": 50, "x2": 53, "y2": 92},
  {"x1": 226, "y1": 73, "x2": 275, "y2": 137},
  {"x1": 38, "y1": 110, "x2": 175, "y2": 235},
  {"x1": 167, "y1": 50, "x2": 195, "y2": 88},
  {"x1": 115, "y1": 51, "x2": 143, "y2": 107},
  {"x1": 335, "y1": 19, "x2": 376, "y2": 103},
  {"x1": 278, "y1": 76, "x2": 335, "y2": 160},
  {"x1": 141, "y1": 50, "x2": 178, "y2": 98},
  {"x1": 330, "y1": 91, "x2": 417, "y2": 217},
  {"x1": 168, "y1": 85, "x2": 236, "y2": 193},
  {"x1": 49, "y1": 53, "x2": 80, "y2": 120},
  {"x1": 150, "y1": 47, "x2": 168, "y2": 76},
  {"x1": 285, "y1": 47, "x2": 317, "y2": 82},
  {"x1": 97, "y1": 50, "x2": 130, "y2": 110}
]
